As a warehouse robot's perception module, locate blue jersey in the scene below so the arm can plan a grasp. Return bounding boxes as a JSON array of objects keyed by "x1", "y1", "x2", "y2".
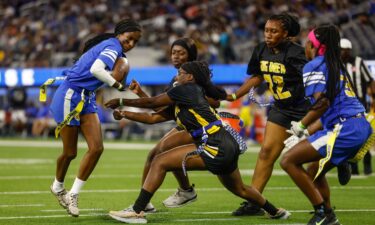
[
  {"x1": 303, "y1": 56, "x2": 365, "y2": 128},
  {"x1": 63, "y1": 38, "x2": 125, "y2": 91}
]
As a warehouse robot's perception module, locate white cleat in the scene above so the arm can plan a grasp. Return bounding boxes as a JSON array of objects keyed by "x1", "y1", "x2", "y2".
[
  {"x1": 162, "y1": 187, "x2": 197, "y2": 208},
  {"x1": 269, "y1": 208, "x2": 291, "y2": 220},
  {"x1": 109, "y1": 207, "x2": 147, "y2": 224},
  {"x1": 50, "y1": 185, "x2": 68, "y2": 209},
  {"x1": 65, "y1": 192, "x2": 79, "y2": 217}
]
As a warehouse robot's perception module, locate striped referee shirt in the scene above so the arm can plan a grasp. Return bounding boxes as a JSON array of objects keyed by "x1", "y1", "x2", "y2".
[{"x1": 345, "y1": 56, "x2": 373, "y2": 108}]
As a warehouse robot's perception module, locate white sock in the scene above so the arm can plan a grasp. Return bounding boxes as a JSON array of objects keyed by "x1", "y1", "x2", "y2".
[
  {"x1": 52, "y1": 178, "x2": 64, "y2": 192},
  {"x1": 70, "y1": 177, "x2": 86, "y2": 195}
]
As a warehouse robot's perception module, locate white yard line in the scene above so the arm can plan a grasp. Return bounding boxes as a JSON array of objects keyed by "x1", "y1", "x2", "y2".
[
  {"x1": 1, "y1": 186, "x2": 375, "y2": 195},
  {"x1": 0, "y1": 140, "x2": 261, "y2": 152},
  {"x1": 0, "y1": 204, "x2": 44, "y2": 207},
  {"x1": 1, "y1": 209, "x2": 374, "y2": 221},
  {"x1": 41, "y1": 208, "x2": 103, "y2": 212}
]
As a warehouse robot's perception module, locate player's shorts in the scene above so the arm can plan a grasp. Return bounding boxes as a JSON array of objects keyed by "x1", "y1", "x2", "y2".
[
  {"x1": 308, "y1": 116, "x2": 371, "y2": 165},
  {"x1": 199, "y1": 128, "x2": 239, "y2": 175},
  {"x1": 50, "y1": 80, "x2": 97, "y2": 126},
  {"x1": 267, "y1": 105, "x2": 307, "y2": 129}
]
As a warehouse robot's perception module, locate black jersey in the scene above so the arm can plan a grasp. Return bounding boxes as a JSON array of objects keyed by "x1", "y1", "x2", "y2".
[
  {"x1": 166, "y1": 83, "x2": 221, "y2": 140},
  {"x1": 248, "y1": 41, "x2": 309, "y2": 113}
]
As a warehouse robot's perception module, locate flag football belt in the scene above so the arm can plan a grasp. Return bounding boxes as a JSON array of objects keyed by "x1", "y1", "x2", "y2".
[
  {"x1": 314, "y1": 123, "x2": 342, "y2": 181},
  {"x1": 39, "y1": 76, "x2": 66, "y2": 102},
  {"x1": 190, "y1": 120, "x2": 223, "y2": 138},
  {"x1": 54, "y1": 89, "x2": 86, "y2": 138},
  {"x1": 348, "y1": 113, "x2": 375, "y2": 163}
]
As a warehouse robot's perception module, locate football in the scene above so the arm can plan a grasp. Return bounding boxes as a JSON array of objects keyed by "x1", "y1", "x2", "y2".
[{"x1": 112, "y1": 57, "x2": 130, "y2": 82}]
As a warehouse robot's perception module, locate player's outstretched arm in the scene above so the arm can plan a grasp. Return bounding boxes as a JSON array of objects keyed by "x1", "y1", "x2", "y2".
[
  {"x1": 113, "y1": 109, "x2": 172, "y2": 124},
  {"x1": 105, "y1": 93, "x2": 173, "y2": 109}
]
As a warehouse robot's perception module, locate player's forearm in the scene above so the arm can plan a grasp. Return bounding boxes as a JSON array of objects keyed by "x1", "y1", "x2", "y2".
[
  {"x1": 90, "y1": 59, "x2": 117, "y2": 86},
  {"x1": 229, "y1": 76, "x2": 263, "y2": 100},
  {"x1": 301, "y1": 97, "x2": 329, "y2": 127},
  {"x1": 121, "y1": 111, "x2": 167, "y2": 124},
  {"x1": 120, "y1": 97, "x2": 161, "y2": 109}
]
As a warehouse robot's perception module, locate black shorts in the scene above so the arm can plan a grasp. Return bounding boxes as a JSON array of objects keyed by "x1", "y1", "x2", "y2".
[
  {"x1": 199, "y1": 128, "x2": 239, "y2": 175},
  {"x1": 268, "y1": 102, "x2": 309, "y2": 129}
]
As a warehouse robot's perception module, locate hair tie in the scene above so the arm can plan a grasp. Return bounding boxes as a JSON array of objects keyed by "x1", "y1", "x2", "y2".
[{"x1": 308, "y1": 30, "x2": 326, "y2": 56}]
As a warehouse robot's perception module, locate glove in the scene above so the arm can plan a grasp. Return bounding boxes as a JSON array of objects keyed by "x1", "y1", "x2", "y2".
[
  {"x1": 287, "y1": 121, "x2": 306, "y2": 138},
  {"x1": 284, "y1": 134, "x2": 307, "y2": 151}
]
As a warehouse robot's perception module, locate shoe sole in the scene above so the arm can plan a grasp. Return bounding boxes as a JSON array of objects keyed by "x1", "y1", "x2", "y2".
[
  {"x1": 232, "y1": 210, "x2": 265, "y2": 216},
  {"x1": 163, "y1": 195, "x2": 197, "y2": 208},
  {"x1": 109, "y1": 213, "x2": 147, "y2": 224},
  {"x1": 50, "y1": 186, "x2": 67, "y2": 209}
]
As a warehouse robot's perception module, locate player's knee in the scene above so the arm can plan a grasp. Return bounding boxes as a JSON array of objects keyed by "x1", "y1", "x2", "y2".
[
  {"x1": 89, "y1": 144, "x2": 104, "y2": 156},
  {"x1": 62, "y1": 151, "x2": 77, "y2": 160},
  {"x1": 258, "y1": 146, "x2": 276, "y2": 162},
  {"x1": 279, "y1": 154, "x2": 290, "y2": 171}
]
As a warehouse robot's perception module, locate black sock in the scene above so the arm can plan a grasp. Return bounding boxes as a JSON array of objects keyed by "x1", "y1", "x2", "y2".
[
  {"x1": 262, "y1": 200, "x2": 278, "y2": 216},
  {"x1": 133, "y1": 188, "x2": 153, "y2": 213},
  {"x1": 313, "y1": 203, "x2": 325, "y2": 214}
]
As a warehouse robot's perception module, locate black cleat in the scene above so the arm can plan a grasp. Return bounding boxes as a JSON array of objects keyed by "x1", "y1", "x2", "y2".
[
  {"x1": 337, "y1": 162, "x2": 351, "y2": 185},
  {"x1": 232, "y1": 201, "x2": 265, "y2": 216},
  {"x1": 307, "y1": 210, "x2": 341, "y2": 225}
]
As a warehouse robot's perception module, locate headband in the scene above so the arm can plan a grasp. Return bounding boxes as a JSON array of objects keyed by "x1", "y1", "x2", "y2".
[{"x1": 308, "y1": 30, "x2": 326, "y2": 56}]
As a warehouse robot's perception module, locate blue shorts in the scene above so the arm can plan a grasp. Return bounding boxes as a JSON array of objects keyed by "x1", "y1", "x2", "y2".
[
  {"x1": 307, "y1": 116, "x2": 371, "y2": 165},
  {"x1": 50, "y1": 81, "x2": 97, "y2": 126}
]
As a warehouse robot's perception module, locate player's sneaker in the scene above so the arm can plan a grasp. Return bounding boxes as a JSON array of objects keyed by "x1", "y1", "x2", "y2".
[
  {"x1": 337, "y1": 162, "x2": 351, "y2": 185},
  {"x1": 109, "y1": 207, "x2": 147, "y2": 224},
  {"x1": 232, "y1": 201, "x2": 265, "y2": 216},
  {"x1": 268, "y1": 208, "x2": 291, "y2": 219},
  {"x1": 50, "y1": 185, "x2": 68, "y2": 209},
  {"x1": 65, "y1": 192, "x2": 79, "y2": 217},
  {"x1": 162, "y1": 187, "x2": 197, "y2": 208},
  {"x1": 307, "y1": 211, "x2": 327, "y2": 225}
]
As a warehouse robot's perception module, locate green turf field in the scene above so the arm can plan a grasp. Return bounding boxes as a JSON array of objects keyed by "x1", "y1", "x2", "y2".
[{"x1": 0, "y1": 140, "x2": 374, "y2": 225}]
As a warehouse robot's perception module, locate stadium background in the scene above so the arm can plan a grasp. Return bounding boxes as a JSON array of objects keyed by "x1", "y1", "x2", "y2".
[{"x1": 1, "y1": 1, "x2": 375, "y2": 225}]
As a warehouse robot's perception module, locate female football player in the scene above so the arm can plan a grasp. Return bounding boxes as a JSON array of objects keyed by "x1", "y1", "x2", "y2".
[{"x1": 49, "y1": 19, "x2": 141, "y2": 217}]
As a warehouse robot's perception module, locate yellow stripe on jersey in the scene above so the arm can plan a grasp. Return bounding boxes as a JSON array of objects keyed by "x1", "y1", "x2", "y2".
[
  {"x1": 174, "y1": 105, "x2": 186, "y2": 130},
  {"x1": 188, "y1": 109, "x2": 220, "y2": 134},
  {"x1": 203, "y1": 145, "x2": 218, "y2": 157}
]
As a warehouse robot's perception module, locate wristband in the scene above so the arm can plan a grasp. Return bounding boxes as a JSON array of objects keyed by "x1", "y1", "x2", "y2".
[
  {"x1": 298, "y1": 121, "x2": 306, "y2": 129},
  {"x1": 231, "y1": 93, "x2": 237, "y2": 100},
  {"x1": 119, "y1": 98, "x2": 124, "y2": 106},
  {"x1": 117, "y1": 83, "x2": 123, "y2": 91}
]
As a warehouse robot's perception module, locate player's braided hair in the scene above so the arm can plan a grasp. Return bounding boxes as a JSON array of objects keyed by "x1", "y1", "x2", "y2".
[
  {"x1": 181, "y1": 61, "x2": 227, "y2": 100},
  {"x1": 313, "y1": 24, "x2": 352, "y2": 104},
  {"x1": 268, "y1": 13, "x2": 300, "y2": 37},
  {"x1": 81, "y1": 19, "x2": 141, "y2": 54},
  {"x1": 171, "y1": 38, "x2": 197, "y2": 62}
]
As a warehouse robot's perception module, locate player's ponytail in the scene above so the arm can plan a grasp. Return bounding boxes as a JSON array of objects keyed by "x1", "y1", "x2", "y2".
[{"x1": 312, "y1": 24, "x2": 349, "y2": 103}]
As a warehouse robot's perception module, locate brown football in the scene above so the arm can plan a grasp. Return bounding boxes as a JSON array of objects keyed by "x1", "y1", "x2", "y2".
[{"x1": 112, "y1": 57, "x2": 130, "y2": 82}]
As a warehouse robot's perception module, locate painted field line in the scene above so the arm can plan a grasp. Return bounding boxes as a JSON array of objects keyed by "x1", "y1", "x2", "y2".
[
  {"x1": 0, "y1": 140, "x2": 261, "y2": 152},
  {"x1": 1, "y1": 186, "x2": 375, "y2": 195},
  {"x1": 193, "y1": 209, "x2": 375, "y2": 214},
  {"x1": 41, "y1": 208, "x2": 104, "y2": 212},
  {"x1": 0, "y1": 204, "x2": 44, "y2": 208},
  {"x1": 1, "y1": 169, "x2": 372, "y2": 180}
]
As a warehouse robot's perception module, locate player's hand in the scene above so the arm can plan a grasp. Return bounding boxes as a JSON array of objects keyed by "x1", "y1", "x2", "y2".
[
  {"x1": 287, "y1": 121, "x2": 306, "y2": 138},
  {"x1": 226, "y1": 94, "x2": 235, "y2": 102},
  {"x1": 104, "y1": 98, "x2": 120, "y2": 109},
  {"x1": 113, "y1": 109, "x2": 124, "y2": 120},
  {"x1": 284, "y1": 134, "x2": 305, "y2": 151},
  {"x1": 112, "y1": 81, "x2": 126, "y2": 92},
  {"x1": 129, "y1": 79, "x2": 142, "y2": 95}
]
